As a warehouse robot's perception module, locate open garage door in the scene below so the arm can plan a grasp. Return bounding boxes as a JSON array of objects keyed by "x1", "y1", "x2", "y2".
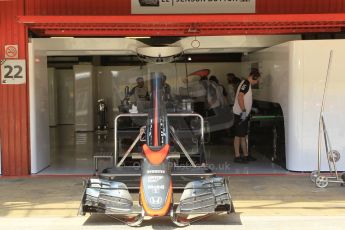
[{"x1": 23, "y1": 11, "x2": 345, "y2": 174}]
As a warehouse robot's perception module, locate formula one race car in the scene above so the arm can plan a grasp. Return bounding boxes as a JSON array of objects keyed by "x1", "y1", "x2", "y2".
[{"x1": 79, "y1": 72, "x2": 234, "y2": 226}]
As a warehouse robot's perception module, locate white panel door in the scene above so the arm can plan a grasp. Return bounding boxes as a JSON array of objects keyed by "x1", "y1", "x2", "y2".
[
  {"x1": 57, "y1": 69, "x2": 75, "y2": 125},
  {"x1": 29, "y1": 42, "x2": 50, "y2": 173},
  {"x1": 74, "y1": 65, "x2": 95, "y2": 132},
  {"x1": 48, "y1": 68, "x2": 58, "y2": 126}
]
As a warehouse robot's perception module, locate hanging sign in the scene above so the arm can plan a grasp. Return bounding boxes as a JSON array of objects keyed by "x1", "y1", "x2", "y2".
[
  {"x1": 131, "y1": 0, "x2": 256, "y2": 14},
  {"x1": 4, "y1": 45, "x2": 19, "y2": 59},
  {"x1": 1, "y1": 59, "x2": 26, "y2": 84}
]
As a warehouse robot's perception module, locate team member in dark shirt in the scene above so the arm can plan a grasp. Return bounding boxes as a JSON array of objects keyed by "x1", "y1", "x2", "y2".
[{"x1": 232, "y1": 68, "x2": 261, "y2": 163}]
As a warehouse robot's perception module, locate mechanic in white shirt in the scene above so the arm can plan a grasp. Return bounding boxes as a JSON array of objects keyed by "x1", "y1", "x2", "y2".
[{"x1": 129, "y1": 77, "x2": 149, "y2": 104}]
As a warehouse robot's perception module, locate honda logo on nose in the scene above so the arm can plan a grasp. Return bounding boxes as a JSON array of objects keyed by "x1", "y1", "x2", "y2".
[{"x1": 150, "y1": 196, "x2": 163, "y2": 205}]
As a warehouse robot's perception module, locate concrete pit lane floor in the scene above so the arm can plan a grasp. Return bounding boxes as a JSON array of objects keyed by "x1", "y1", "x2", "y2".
[{"x1": 0, "y1": 175, "x2": 345, "y2": 229}]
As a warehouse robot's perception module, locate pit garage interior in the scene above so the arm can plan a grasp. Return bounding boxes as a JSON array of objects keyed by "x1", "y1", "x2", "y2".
[
  {"x1": 2, "y1": 1, "x2": 345, "y2": 177},
  {"x1": 29, "y1": 36, "x2": 292, "y2": 175},
  {"x1": 24, "y1": 33, "x2": 345, "y2": 175}
]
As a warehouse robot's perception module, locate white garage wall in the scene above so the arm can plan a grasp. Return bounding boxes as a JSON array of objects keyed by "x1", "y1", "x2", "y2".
[
  {"x1": 246, "y1": 40, "x2": 345, "y2": 171},
  {"x1": 29, "y1": 44, "x2": 50, "y2": 174},
  {"x1": 56, "y1": 69, "x2": 75, "y2": 125}
]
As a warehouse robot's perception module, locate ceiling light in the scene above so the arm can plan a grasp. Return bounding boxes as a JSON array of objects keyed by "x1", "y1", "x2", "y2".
[
  {"x1": 50, "y1": 37, "x2": 74, "y2": 38},
  {"x1": 125, "y1": 37, "x2": 151, "y2": 39}
]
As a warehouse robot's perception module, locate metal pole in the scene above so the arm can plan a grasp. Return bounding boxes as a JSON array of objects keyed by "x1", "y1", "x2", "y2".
[
  {"x1": 116, "y1": 127, "x2": 145, "y2": 167},
  {"x1": 114, "y1": 113, "x2": 148, "y2": 166},
  {"x1": 317, "y1": 50, "x2": 333, "y2": 173},
  {"x1": 317, "y1": 117, "x2": 323, "y2": 173},
  {"x1": 167, "y1": 113, "x2": 204, "y2": 142},
  {"x1": 323, "y1": 117, "x2": 339, "y2": 179},
  {"x1": 170, "y1": 126, "x2": 197, "y2": 167},
  {"x1": 322, "y1": 117, "x2": 332, "y2": 173}
]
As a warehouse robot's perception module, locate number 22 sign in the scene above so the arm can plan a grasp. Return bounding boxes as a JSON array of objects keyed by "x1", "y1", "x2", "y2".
[{"x1": 1, "y1": 59, "x2": 26, "y2": 84}]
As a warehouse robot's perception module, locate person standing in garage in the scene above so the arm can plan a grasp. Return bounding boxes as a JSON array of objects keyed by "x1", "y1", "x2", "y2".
[
  {"x1": 189, "y1": 75, "x2": 208, "y2": 116},
  {"x1": 232, "y1": 68, "x2": 261, "y2": 163},
  {"x1": 209, "y1": 75, "x2": 228, "y2": 107},
  {"x1": 227, "y1": 73, "x2": 241, "y2": 106},
  {"x1": 129, "y1": 76, "x2": 149, "y2": 104},
  {"x1": 162, "y1": 74, "x2": 173, "y2": 101}
]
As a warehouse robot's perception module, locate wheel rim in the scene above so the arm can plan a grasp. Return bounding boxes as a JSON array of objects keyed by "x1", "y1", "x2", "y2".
[
  {"x1": 328, "y1": 150, "x2": 341, "y2": 162},
  {"x1": 315, "y1": 176, "x2": 328, "y2": 188},
  {"x1": 310, "y1": 170, "x2": 319, "y2": 183}
]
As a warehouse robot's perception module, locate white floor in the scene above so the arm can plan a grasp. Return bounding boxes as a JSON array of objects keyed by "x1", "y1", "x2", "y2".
[
  {"x1": 39, "y1": 125, "x2": 287, "y2": 175},
  {"x1": 40, "y1": 126, "x2": 113, "y2": 175}
]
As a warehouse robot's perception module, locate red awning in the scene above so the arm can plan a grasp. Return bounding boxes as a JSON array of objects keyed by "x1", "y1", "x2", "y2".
[{"x1": 18, "y1": 14, "x2": 345, "y2": 37}]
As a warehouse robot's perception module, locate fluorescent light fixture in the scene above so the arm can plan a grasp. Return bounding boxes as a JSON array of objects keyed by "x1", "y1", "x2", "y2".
[
  {"x1": 125, "y1": 37, "x2": 151, "y2": 39},
  {"x1": 50, "y1": 37, "x2": 74, "y2": 38},
  {"x1": 111, "y1": 71, "x2": 119, "y2": 78}
]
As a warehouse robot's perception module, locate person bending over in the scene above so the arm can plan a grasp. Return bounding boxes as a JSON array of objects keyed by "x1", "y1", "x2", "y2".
[{"x1": 232, "y1": 68, "x2": 261, "y2": 163}]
